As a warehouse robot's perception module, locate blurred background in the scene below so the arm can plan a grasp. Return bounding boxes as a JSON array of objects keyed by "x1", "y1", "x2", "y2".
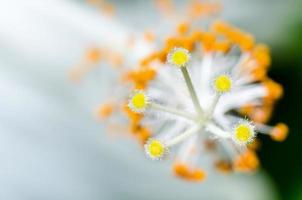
[{"x1": 0, "y1": 0, "x2": 301, "y2": 200}]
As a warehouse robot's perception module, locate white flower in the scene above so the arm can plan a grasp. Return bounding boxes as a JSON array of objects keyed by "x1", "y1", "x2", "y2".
[{"x1": 0, "y1": 0, "x2": 291, "y2": 199}]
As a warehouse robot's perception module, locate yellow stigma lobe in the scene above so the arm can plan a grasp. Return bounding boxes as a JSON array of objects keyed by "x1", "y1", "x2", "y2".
[
  {"x1": 132, "y1": 93, "x2": 146, "y2": 109},
  {"x1": 168, "y1": 48, "x2": 190, "y2": 67},
  {"x1": 235, "y1": 124, "x2": 252, "y2": 143},
  {"x1": 214, "y1": 75, "x2": 232, "y2": 93},
  {"x1": 146, "y1": 139, "x2": 165, "y2": 159},
  {"x1": 128, "y1": 90, "x2": 149, "y2": 113},
  {"x1": 172, "y1": 51, "x2": 188, "y2": 66}
]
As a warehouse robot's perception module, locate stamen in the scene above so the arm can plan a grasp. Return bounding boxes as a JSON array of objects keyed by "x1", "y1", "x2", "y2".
[
  {"x1": 270, "y1": 123, "x2": 289, "y2": 142},
  {"x1": 254, "y1": 122, "x2": 288, "y2": 142}
]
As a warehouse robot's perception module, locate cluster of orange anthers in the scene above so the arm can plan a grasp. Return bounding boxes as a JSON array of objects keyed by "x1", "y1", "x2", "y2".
[
  {"x1": 71, "y1": 0, "x2": 288, "y2": 182},
  {"x1": 93, "y1": 21, "x2": 288, "y2": 182}
]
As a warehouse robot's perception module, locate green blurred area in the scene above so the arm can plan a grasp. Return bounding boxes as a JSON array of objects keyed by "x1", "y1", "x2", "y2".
[{"x1": 259, "y1": 22, "x2": 302, "y2": 200}]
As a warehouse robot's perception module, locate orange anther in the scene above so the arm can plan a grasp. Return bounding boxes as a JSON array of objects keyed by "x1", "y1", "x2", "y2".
[
  {"x1": 251, "y1": 67, "x2": 267, "y2": 81},
  {"x1": 177, "y1": 22, "x2": 190, "y2": 35},
  {"x1": 86, "y1": 48, "x2": 102, "y2": 63},
  {"x1": 233, "y1": 150, "x2": 259, "y2": 173},
  {"x1": 248, "y1": 139, "x2": 261, "y2": 151},
  {"x1": 263, "y1": 79, "x2": 283, "y2": 100},
  {"x1": 125, "y1": 68, "x2": 157, "y2": 89},
  {"x1": 100, "y1": 3, "x2": 115, "y2": 16},
  {"x1": 238, "y1": 33, "x2": 254, "y2": 51},
  {"x1": 108, "y1": 52, "x2": 123, "y2": 67},
  {"x1": 173, "y1": 162, "x2": 206, "y2": 182},
  {"x1": 252, "y1": 44, "x2": 271, "y2": 68},
  {"x1": 270, "y1": 123, "x2": 289, "y2": 142},
  {"x1": 123, "y1": 103, "x2": 143, "y2": 125},
  {"x1": 190, "y1": 30, "x2": 204, "y2": 41},
  {"x1": 250, "y1": 106, "x2": 272, "y2": 123},
  {"x1": 144, "y1": 31, "x2": 156, "y2": 42},
  {"x1": 215, "y1": 160, "x2": 232, "y2": 174},
  {"x1": 187, "y1": 0, "x2": 221, "y2": 19},
  {"x1": 140, "y1": 52, "x2": 160, "y2": 66},
  {"x1": 97, "y1": 103, "x2": 114, "y2": 119},
  {"x1": 239, "y1": 104, "x2": 254, "y2": 116},
  {"x1": 211, "y1": 21, "x2": 232, "y2": 35},
  {"x1": 213, "y1": 40, "x2": 231, "y2": 53},
  {"x1": 154, "y1": 0, "x2": 174, "y2": 17},
  {"x1": 136, "y1": 126, "x2": 151, "y2": 144},
  {"x1": 201, "y1": 32, "x2": 216, "y2": 52}
]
